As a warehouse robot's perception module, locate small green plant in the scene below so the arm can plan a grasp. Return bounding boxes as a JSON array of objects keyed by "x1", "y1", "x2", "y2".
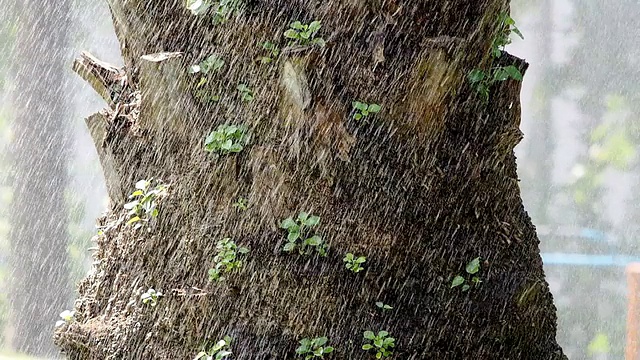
[
  {"x1": 467, "y1": 66, "x2": 523, "y2": 101},
  {"x1": 352, "y1": 101, "x2": 381, "y2": 121},
  {"x1": 237, "y1": 83, "x2": 254, "y2": 102},
  {"x1": 284, "y1": 20, "x2": 325, "y2": 47},
  {"x1": 141, "y1": 288, "x2": 163, "y2": 307},
  {"x1": 375, "y1": 302, "x2": 393, "y2": 311},
  {"x1": 232, "y1": 197, "x2": 248, "y2": 211},
  {"x1": 186, "y1": 0, "x2": 244, "y2": 24},
  {"x1": 55, "y1": 310, "x2": 75, "y2": 327},
  {"x1": 362, "y1": 330, "x2": 395, "y2": 358},
  {"x1": 468, "y1": 12, "x2": 524, "y2": 101},
  {"x1": 296, "y1": 337, "x2": 335, "y2": 359},
  {"x1": 189, "y1": 54, "x2": 225, "y2": 75},
  {"x1": 204, "y1": 124, "x2": 248, "y2": 155},
  {"x1": 280, "y1": 212, "x2": 327, "y2": 256},
  {"x1": 189, "y1": 54, "x2": 225, "y2": 102},
  {"x1": 259, "y1": 41, "x2": 280, "y2": 64},
  {"x1": 208, "y1": 238, "x2": 250, "y2": 282},
  {"x1": 343, "y1": 253, "x2": 366, "y2": 273},
  {"x1": 451, "y1": 257, "x2": 482, "y2": 292},
  {"x1": 211, "y1": 0, "x2": 242, "y2": 24},
  {"x1": 186, "y1": 0, "x2": 211, "y2": 15},
  {"x1": 194, "y1": 336, "x2": 233, "y2": 360},
  {"x1": 124, "y1": 179, "x2": 167, "y2": 230},
  {"x1": 491, "y1": 12, "x2": 524, "y2": 58}
]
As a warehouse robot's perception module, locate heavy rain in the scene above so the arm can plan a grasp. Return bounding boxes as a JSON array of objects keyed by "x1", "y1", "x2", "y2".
[{"x1": 0, "y1": 0, "x2": 637, "y2": 359}]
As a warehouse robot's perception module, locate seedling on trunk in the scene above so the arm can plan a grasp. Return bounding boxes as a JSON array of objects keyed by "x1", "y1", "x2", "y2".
[
  {"x1": 362, "y1": 330, "x2": 395, "y2": 358},
  {"x1": 296, "y1": 336, "x2": 335, "y2": 359},
  {"x1": 208, "y1": 238, "x2": 250, "y2": 282},
  {"x1": 280, "y1": 212, "x2": 327, "y2": 256}
]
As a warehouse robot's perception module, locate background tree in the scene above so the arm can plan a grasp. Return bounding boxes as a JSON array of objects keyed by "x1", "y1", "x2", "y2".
[
  {"x1": 55, "y1": 1, "x2": 567, "y2": 359},
  {"x1": 512, "y1": 0, "x2": 640, "y2": 358},
  {"x1": 9, "y1": 0, "x2": 72, "y2": 355}
]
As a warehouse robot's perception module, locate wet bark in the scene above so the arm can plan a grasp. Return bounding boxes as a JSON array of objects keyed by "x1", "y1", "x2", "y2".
[
  {"x1": 56, "y1": 0, "x2": 567, "y2": 359},
  {"x1": 10, "y1": 0, "x2": 72, "y2": 356}
]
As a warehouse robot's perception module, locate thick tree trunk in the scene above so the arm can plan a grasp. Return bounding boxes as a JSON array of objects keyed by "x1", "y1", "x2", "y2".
[
  {"x1": 56, "y1": 1, "x2": 567, "y2": 359},
  {"x1": 10, "y1": 0, "x2": 72, "y2": 356}
]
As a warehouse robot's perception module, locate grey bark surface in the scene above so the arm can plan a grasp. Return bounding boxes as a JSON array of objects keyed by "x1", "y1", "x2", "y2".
[{"x1": 56, "y1": 1, "x2": 568, "y2": 359}]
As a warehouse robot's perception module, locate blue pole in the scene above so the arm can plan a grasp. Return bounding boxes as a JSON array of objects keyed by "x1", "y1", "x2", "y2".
[{"x1": 541, "y1": 253, "x2": 640, "y2": 267}]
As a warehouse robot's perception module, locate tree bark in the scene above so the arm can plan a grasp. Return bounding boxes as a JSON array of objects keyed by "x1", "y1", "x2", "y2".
[
  {"x1": 10, "y1": 0, "x2": 72, "y2": 356},
  {"x1": 55, "y1": 1, "x2": 567, "y2": 359}
]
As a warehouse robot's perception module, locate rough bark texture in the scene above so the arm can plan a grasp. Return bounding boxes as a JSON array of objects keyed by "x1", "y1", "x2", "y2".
[
  {"x1": 56, "y1": 1, "x2": 567, "y2": 359},
  {"x1": 10, "y1": 0, "x2": 72, "y2": 356}
]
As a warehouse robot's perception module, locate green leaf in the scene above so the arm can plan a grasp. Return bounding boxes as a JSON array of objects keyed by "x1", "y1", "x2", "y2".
[
  {"x1": 304, "y1": 215, "x2": 320, "y2": 226},
  {"x1": 287, "y1": 231, "x2": 300, "y2": 242},
  {"x1": 127, "y1": 216, "x2": 141, "y2": 224},
  {"x1": 308, "y1": 20, "x2": 322, "y2": 33},
  {"x1": 451, "y1": 275, "x2": 465, "y2": 288},
  {"x1": 130, "y1": 190, "x2": 144, "y2": 197},
  {"x1": 280, "y1": 217, "x2": 297, "y2": 229},
  {"x1": 468, "y1": 69, "x2": 485, "y2": 84},
  {"x1": 462, "y1": 284, "x2": 470, "y2": 291},
  {"x1": 221, "y1": 139, "x2": 233, "y2": 150},
  {"x1": 364, "y1": 331, "x2": 375, "y2": 340},
  {"x1": 362, "y1": 344, "x2": 373, "y2": 350},
  {"x1": 291, "y1": 21, "x2": 304, "y2": 30},
  {"x1": 503, "y1": 65, "x2": 523, "y2": 81},
  {"x1": 312, "y1": 37, "x2": 326, "y2": 47},
  {"x1": 378, "y1": 331, "x2": 388, "y2": 337},
  {"x1": 306, "y1": 235, "x2": 322, "y2": 246},
  {"x1": 297, "y1": 212, "x2": 309, "y2": 222},
  {"x1": 283, "y1": 242, "x2": 296, "y2": 252},
  {"x1": 354, "y1": 113, "x2": 363, "y2": 120},
  {"x1": 353, "y1": 101, "x2": 368, "y2": 111},
  {"x1": 238, "y1": 247, "x2": 249, "y2": 254},
  {"x1": 493, "y1": 67, "x2": 510, "y2": 82},
  {"x1": 466, "y1": 257, "x2": 481, "y2": 274},
  {"x1": 512, "y1": 26, "x2": 524, "y2": 40},
  {"x1": 284, "y1": 29, "x2": 299, "y2": 39},
  {"x1": 368, "y1": 104, "x2": 381, "y2": 113},
  {"x1": 315, "y1": 337, "x2": 328, "y2": 346}
]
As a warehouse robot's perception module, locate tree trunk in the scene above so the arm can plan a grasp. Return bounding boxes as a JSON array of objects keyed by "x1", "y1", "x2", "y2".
[
  {"x1": 55, "y1": 1, "x2": 567, "y2": 359},
  {"x1": 10, "y1": 0, "x2": 72, "y2": 356}
]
